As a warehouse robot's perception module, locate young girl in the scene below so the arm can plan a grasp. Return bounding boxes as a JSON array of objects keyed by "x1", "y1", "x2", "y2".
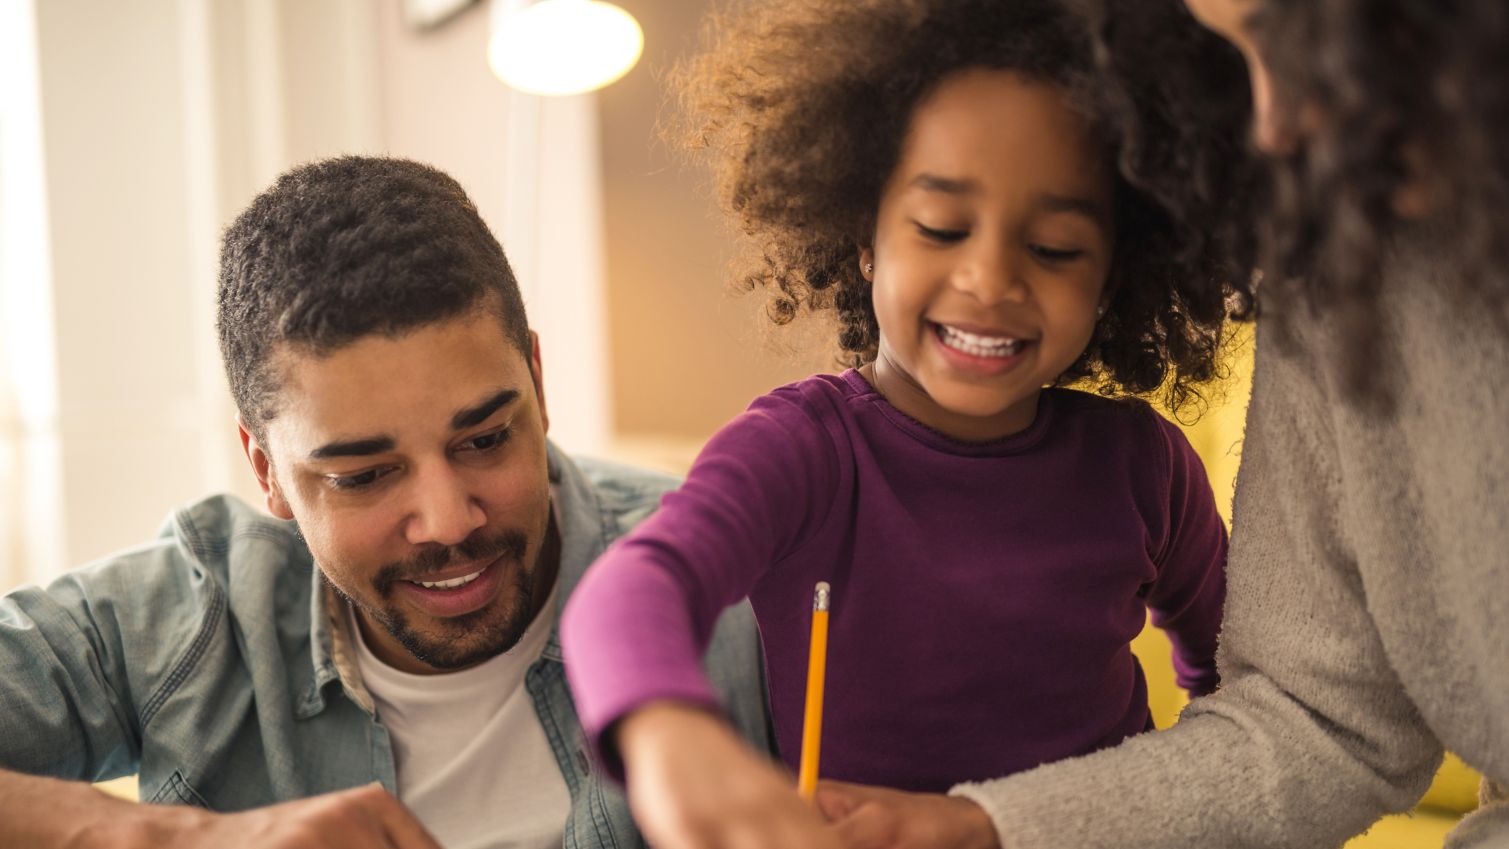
[{"x1": 563, "y1": 0, "x2": 1247, "y2": 845}]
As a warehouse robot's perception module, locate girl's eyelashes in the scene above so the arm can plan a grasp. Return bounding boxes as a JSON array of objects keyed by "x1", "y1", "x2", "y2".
[
  {"x1": 1029, "y1": 244, "x2": 1087, "y2": 262},
  {"x1": 914, "y1": 221, "x2": 969, "y2": 243},
  {"x1": 912, "y1": 221, "x2": 1087, "y2": 263}
]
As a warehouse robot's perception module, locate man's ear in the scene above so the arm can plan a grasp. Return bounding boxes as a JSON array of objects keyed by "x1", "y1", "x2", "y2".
[
  {"x1": 238, "y1": 419, "x2": 294, "y2": 520},
  {"x1": 528, "y1": 330, "x2": 549, "y2": 435}
]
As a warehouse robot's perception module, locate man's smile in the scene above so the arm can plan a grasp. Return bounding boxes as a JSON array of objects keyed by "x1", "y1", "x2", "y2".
[
  {"x1": 393, "y1": 554, "x2": 510, "y2": 619},
  {"x1": 409, "y1": 564, "x2": 488, "y2": 590}
]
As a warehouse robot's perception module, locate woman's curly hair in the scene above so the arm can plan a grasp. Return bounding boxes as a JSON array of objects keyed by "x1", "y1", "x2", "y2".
[
  {"x1": 669, "y1": 0, "x2": 1261, "y2": 415},
  {"x1": 1247, "y1": 0, "x2": 1509, "y2": 407}
]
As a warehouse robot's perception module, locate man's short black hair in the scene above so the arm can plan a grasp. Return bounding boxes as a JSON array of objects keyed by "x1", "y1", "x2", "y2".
[{"x1": 217, "y1": 156, "x2": 531, "y2": 443}]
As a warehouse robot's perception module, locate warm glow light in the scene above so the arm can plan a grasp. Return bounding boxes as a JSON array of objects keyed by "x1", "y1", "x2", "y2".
[{"x1": 488, "y1": 0, "x2": 643, "y2": 97}]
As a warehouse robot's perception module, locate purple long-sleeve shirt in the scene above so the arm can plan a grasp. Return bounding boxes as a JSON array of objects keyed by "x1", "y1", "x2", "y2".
[{"x1": 563, "y1": 371, "x2": 1226, "y2": 792}]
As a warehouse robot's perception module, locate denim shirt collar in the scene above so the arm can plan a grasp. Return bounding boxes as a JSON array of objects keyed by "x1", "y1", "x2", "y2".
[{"x1": 301, "y1": 440, "x2": 606, "y2": 718}]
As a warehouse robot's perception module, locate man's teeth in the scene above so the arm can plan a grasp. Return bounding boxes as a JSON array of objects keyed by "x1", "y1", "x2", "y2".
[
  {"x1": 411, "y1": 567, "x2": 486, "y2": 590},
  {"x1": 938, "y1": 324, "x2": 1024, "y2": 357}
]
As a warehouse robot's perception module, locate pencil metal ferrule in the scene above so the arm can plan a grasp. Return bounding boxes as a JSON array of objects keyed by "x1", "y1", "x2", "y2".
[{"x1": 813, "y1": 581, "x2": 831, "y2": 612}]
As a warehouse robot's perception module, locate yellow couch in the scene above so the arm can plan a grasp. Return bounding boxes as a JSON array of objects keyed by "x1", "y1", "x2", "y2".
[{"x1": 1141, "y1": 325, "x2": 1479, "y2": 847}]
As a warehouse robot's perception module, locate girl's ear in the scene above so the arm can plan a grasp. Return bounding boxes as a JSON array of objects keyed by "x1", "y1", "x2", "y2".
[
  {"x1": 1097, "y1": 277, "x2": 1119, "y2": 317},
  {"x1": 859, "y1": 247, "x2": 875, "y2": 281}
]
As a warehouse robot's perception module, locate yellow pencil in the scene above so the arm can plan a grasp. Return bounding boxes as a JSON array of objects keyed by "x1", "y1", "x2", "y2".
[{"x1": 797, "y1": 581, "x2": 831, "y2": 801}]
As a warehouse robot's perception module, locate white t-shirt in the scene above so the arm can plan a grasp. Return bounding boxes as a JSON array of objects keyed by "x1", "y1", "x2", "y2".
[{"x1": 349, "y1": 580, "x2": 570, "y2": 849}]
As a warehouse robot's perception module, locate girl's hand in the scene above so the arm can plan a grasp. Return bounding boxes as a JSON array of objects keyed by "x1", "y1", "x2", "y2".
[
  {"x1": 816, "y1": 780, "x2": 1001, "y2": 849},
  {"x1": 617, "y1": 701, "x2": 843, "y2": 849}
]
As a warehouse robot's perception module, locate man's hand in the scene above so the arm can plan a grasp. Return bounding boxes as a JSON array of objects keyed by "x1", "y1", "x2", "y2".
[
  {"x1": 816, "y1": 780, "x2": 1000, "y2": 849},
  {"x1": 156, "y1": 784, "x2": 444, "y2": 849},
  {"x1": 617, "y1": 701, "x2": 844, "y2": 849},
  {"x1": 0, "y1": 770, "x2": 442, "y2": 849}
]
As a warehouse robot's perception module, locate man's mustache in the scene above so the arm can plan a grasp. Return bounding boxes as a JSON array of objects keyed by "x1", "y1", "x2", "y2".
[{"x1": 372, "y1": 529, "x2": 529, "y2": 594}]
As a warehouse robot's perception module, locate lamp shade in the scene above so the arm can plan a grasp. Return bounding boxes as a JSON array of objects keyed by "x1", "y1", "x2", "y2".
[{"x1": 488, "y1": 0, "x2": 643, "y2": 96}]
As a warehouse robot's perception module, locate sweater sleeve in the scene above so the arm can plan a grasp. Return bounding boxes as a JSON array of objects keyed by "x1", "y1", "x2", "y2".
[
  {"x1": 561, "y1": 387, "x2": 839, "y2": 771},
  {"x1": 1143, "y1": 413, "x2": 1226, "y2": 698},
  {"x1": 949, "y1": 319, "x2": 1443, "y2": 849}
]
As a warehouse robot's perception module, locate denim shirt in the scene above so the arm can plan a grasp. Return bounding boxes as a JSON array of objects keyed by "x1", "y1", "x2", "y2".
[{"x1": 0, "y1": 444, "x2": 771, "y2": 848}]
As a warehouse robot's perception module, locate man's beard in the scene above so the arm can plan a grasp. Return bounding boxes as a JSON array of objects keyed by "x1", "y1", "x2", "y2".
[{"x1": 337, "y1": 527, "x2": 539, "y2": 670}]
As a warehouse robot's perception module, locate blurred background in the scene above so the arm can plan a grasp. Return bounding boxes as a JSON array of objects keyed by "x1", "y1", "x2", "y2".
[{"x1": 0, "y1": 0, "x2": 832, "y2": 589}]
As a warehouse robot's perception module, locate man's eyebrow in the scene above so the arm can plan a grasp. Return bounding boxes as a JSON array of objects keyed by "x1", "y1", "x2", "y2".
[
  {"x1": 909, "y1": 173, "x2": 979, "y2": 195},
  {"x1": 452, "y1": 389, "x2": 519, "y2": 430},
  {"x1": 310, "y1": 437, "x2": 395, "y2": 460}
]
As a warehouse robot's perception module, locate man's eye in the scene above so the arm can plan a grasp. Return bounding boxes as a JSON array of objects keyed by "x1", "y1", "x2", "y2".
[
  {"x1": 462, "y1": 427, "x2": 512, "y2": 453},
  {"x1": 1029, "y1": 244, "x2": 1086, "y2": 262},
  {"x1": 915, "y1": 222, "x2": 968, "y2": 243},
  {"x1": 326, "y1": 467, "x2": 393, "y2": 490}
]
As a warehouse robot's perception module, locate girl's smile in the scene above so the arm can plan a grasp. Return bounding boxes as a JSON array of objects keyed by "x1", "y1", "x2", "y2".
[
  {"x1": 930, "y1": 321, "x2": 1033, "y2": 377},
  {"x1": 860, "y1": 68, "x2": 1115, "y2": 442}
]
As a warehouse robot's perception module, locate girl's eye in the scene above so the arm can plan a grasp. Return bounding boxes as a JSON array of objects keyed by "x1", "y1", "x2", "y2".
[
  {"x1": 914, "y1": 222, "x2": 968, "y2": 243},
  {"x1": 326, "y1": 467, "x2": 394, "y2": 491},
  {"x1": 461, "y1": 427, "x2": 512, "y2": 454},
  {"x1": 1029, "y1": 244, "x2": 1086, "y2": 262}
]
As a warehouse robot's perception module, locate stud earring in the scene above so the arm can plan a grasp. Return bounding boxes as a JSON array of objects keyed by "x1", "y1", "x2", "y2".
[
  {"x1": 864, "y1": 263, "x2": 874, "y2": 275},
  {"x1": 1096, "y1": 305, "x2": 1106, "y2": 318}
]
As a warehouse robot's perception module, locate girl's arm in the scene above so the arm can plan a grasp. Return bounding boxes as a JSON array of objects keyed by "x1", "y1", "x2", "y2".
[
  {"x1": 562, "y1": 385, "x2": 841, "y2": 769},
  {"x1": 562, "y1": 386, "x2": 846, "y2": 849},
  {"x1": 1142, "y1": 412, "x2": 1227, "y2": 698}
]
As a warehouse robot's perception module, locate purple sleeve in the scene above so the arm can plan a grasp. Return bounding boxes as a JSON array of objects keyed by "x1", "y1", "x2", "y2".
[
  {"x1": 1144, "y1": 414, "x2": 1227, "y2": 698},
  {"x1": 560, "y1": 388, "x2": 838, "y2": 769}
]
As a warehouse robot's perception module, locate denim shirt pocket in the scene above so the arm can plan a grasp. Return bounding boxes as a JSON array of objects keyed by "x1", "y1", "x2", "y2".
[{"x1": 146, "y1": 770, "x2": 213, "y2": 809}]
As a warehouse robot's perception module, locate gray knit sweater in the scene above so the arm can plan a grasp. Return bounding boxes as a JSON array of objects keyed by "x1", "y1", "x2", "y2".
[{"x1": 952, "y1": 227, "x2": 1509, "y2": 848}]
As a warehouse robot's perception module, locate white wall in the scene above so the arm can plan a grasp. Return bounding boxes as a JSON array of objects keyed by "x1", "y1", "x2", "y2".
[
  {"x1": 0, "y1": 0, "x2": 67, "y2": 583},
  {"x1": 32, "y1": 0, "x2": 235, "y2": 572}
]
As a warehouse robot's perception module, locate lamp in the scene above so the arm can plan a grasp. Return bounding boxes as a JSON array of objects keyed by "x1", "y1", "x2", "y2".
[{"x1": 488, "y1": 0, "x2": 644, "y2": 96}]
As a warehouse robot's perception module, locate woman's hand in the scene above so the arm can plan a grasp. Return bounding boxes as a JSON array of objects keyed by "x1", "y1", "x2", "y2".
[
  {"x1": 816, "y1": 780, "x2": 1001, "y2": 849},
  {"x1": 617, "y1": 701, "x2": 843, "y2": 849}
]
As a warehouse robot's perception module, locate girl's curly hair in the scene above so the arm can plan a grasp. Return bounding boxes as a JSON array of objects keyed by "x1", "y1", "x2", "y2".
[
  {"x1": 1248, "y1": 0, "x2": 1509, "y2": 407},
  {"x1": 669, "y1": 0, "x2": 1262, "y2": 415}
]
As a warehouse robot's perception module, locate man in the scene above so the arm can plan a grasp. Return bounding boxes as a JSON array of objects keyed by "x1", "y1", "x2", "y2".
[{"x1": 0, "y1": 156, "x2": 770, "y2": 849}]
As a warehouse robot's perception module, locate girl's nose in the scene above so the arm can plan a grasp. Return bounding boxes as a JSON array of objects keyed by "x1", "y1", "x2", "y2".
[{"x1": 953, "y1": 242, "x2": 1028, "y2": 306}]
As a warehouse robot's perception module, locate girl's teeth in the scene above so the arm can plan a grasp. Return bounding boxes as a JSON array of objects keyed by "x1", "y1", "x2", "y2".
[
  {"x1": 413, "y1": 567, "x2": 485, "y2": 590},
  {"x1": 938, "y1": 325, "x2": 1023, "y2": 357}
]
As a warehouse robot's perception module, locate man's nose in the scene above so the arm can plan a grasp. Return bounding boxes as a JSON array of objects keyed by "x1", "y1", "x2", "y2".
[{"x1": 403, "y1": 464, "x2": 486, "y2": 548}]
